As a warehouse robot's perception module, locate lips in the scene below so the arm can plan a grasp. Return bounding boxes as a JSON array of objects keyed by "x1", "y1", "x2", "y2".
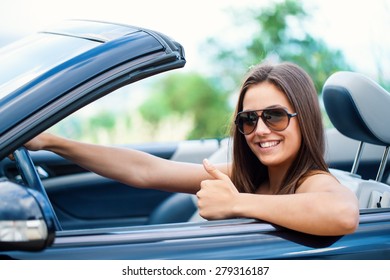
[{"x1": 259, "y1": 140, "x2": 281, "y2": 148}]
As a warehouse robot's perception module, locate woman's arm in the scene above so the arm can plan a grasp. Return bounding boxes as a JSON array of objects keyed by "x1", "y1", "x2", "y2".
[
  {"x1": 25, "y1": 133, "x2": 222, "y2": 194},
  {"x1": 197, "y1": 160, "x2": 359, "y2": 236},
  {"x1": 234, "y1": 178, "x2": 359, "y2": 236}
]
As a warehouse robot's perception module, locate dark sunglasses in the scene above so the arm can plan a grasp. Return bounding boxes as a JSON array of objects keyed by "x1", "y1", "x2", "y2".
[{"x1": 235, "y1": 107, "x2": 297, "y2": 135}]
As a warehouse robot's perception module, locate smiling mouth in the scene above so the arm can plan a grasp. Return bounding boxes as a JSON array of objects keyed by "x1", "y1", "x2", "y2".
[{"x1": 259, "y1": 140, "x2": 281, "y2": 148}]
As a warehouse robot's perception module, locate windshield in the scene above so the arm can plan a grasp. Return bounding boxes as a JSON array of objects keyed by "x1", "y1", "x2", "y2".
[{"x1": 0, "y1": 33, "x2": 100, "y2": 101}]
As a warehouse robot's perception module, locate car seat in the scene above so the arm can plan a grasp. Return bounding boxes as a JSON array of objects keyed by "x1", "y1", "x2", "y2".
[
  {"x1": 147, "y1": 192, "x2": 197, "y2": 224},
  {"x1": 323, "y1": 71, "x2": 390, "y2": 208}
]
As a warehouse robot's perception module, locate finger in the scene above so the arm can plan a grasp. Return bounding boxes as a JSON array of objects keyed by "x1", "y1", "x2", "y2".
[{"x1": 203, "y1": 158, "x2": 229, "y2": 181}]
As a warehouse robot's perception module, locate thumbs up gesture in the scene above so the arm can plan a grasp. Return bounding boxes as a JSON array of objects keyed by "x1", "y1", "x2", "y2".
[{"x1": 196, "y1": 159, "x2": 240, "y2": 220}]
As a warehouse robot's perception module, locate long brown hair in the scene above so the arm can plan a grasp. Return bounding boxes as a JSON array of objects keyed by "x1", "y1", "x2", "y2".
[{"x1": 231, "y1": 62, "x2": 328, "y2": 194}]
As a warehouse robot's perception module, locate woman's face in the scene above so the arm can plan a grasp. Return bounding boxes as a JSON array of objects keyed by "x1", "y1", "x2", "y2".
[{"x1": 242, "y1": 82, "x2": 302, "y2": 169}]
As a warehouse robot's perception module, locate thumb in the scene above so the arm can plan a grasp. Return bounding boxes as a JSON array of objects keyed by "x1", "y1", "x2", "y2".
[{"x1": 203, "y1": 158, "x2": 229, "y2": 181}]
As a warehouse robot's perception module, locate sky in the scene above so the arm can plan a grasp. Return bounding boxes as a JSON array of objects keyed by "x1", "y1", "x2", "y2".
[{"x1": 1, "y1": 0, "x2": 389, "y2": 79}]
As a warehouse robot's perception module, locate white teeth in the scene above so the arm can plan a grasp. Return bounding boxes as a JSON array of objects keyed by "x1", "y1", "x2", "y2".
[{"x1": 259, "y1": 141, "x2": 280, "y2": 148}]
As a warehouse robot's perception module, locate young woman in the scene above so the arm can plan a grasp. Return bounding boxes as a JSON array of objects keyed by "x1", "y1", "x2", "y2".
[{"x1": 23, "y1": 62, "x2": 359, "y2": 236}]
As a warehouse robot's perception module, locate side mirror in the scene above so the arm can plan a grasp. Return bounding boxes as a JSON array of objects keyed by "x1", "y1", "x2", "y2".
[{"x1": 0, "y1": 179, "x2": 55, "y2": 251}]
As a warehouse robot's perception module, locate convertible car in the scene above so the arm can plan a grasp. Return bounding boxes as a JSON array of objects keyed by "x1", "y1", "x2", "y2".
[{"x1": 0, "y1": 20, "x2": 389, "y2": 260}]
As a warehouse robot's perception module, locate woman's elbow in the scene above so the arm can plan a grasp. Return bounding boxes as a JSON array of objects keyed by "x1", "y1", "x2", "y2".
[{"x1": 336, "y1": 203, "x2": 360, "y2": 235}]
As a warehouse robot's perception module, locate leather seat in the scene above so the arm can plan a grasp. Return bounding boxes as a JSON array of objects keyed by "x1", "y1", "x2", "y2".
[
  {"x1": 148, "y1": 192, "x2": 197, "y2": 224},
  {"x1": 323, "y1": 71, "x2": 390, "y2": 208}
]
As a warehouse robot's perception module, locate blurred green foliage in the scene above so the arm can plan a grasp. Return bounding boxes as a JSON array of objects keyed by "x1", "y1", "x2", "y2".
[
  {"x1": 50, "y1": 110, "x2": 133, "y2": 144},
  {"x1": 139, "y1": 73, "x2": 231, "y2": 139},
  {"x1": 205, "y1": 0, "x2": 351, "y2": 93},
  {"x1": 139, "y1": 0, "x2": 352, "y2": 139}
]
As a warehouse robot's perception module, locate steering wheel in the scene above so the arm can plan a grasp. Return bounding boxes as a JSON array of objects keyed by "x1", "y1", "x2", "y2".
[{"x1": 13, "y1": 146, "x2": 62, "y2": 231}]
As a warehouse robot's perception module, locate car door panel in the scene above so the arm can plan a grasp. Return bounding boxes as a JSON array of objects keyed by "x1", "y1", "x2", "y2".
[
  {"x1": 39, "y1": 143, "x2": 177, "y2": 230},
  {"x1": 0, "y1": 139, "x2": 219, "y2": 230},
  {"x1": 43, "y1": 173, "x2": 172, "y2": 229}
]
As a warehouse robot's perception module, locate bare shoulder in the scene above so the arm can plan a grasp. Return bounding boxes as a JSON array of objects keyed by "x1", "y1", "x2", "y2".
[{"x1": 296, "y1": 171, "x2": 352, "y2": 194}]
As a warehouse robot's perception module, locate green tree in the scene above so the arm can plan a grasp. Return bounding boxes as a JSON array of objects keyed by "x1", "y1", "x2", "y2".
[
  {"x1": 206, "y1": 0, "x2": 352, "y2": 93},
  {"x1": 89, "y1": 110, "x2": 116, "y2": 131},
  {"x1": 86, "y1": 110, "x2": 117, "y2": 143},
  {"x1": 139, "y1": 73, "x2": 231, "y2": 139}
]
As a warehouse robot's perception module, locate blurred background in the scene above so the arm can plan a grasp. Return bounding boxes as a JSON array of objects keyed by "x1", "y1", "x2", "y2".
[{"x1": 1, "y1": 0, "x2": 389, "y2": 144}]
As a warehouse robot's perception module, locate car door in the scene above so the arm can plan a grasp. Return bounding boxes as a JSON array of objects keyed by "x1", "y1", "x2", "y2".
[{"x1": 0, "y1": 138, "x2": 219, "y2": 230}]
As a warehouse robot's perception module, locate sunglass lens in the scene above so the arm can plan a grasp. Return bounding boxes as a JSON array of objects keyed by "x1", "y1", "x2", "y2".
[
  {"x1": 262, "y1": 109, "x2": 288, "y2": 131},
  {"x1": 237, "y1": 112, "x2": 258, "y2": 134}
]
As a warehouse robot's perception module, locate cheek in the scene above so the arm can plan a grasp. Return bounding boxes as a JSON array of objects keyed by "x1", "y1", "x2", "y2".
[
  {"x1": 244, "y1": 134, "x2": 257, "y2": 152},
  {"x1": 290, "y1": 123, "x2": 302, "y2": 149},
  {"x1": 244, "y1": 134, "x2": 254, "y2": 145}
]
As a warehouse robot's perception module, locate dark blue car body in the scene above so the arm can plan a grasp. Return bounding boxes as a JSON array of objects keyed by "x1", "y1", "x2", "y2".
[{"x1": 0, "y1": 20, "x2": 389, "y2": 260}]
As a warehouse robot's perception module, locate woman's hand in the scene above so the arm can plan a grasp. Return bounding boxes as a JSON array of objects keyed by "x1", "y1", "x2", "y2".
[
  {"x1": 23, "y1": 133, "x2": 51, "y2": 151},
  {"x1": 196, "y1": 159, "x2": 240, "y2": 220},
  {"x1": 8, "y1": 133, "x2": 51, "y2": 160},
  {"x1": 8, "y1": 133, "x2": 47, "y2": 160}
]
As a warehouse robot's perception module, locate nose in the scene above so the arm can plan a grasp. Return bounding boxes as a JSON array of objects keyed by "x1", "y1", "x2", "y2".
[{"x1": 253, "y1": 117, "x2": 271, "y2": 135}]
